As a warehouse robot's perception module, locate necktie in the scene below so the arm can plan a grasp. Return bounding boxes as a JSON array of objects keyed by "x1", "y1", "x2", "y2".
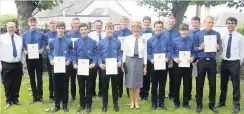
[
  {"x1": 31, "y1": 31, "x2": 34, "y2": 44},
  {"x1": 184, "y1": 39, "x2": 187, "y2": 51},
  {"x1": 11, "y1": 35, "x2": 17, "y2": 58},
  {"x1": 82, "y1": 38, "x2": 87, "y2": 58},
  {"x1": 107, "y1": 39, "x2": 113, "y2": 58},
  {"x1": 58, "y1": 39, "x2": 62, "y2": 56},
  {"x1": 98, "y1": 33, "x2": 102, "y2": 41},
  {"x1": 157, "y1": 36, "x2": 161, "y2": 53},
  {"x1": 226, "y1": 34, "x2": 232, "y2": 58},
  {"x1": 169, "y1": 30, "x2": 172, "y2": 42}
]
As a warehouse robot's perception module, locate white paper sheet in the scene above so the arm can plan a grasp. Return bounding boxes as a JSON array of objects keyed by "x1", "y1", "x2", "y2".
[
  {"x1": 105, "y1": 58, "x2": 118, "y2": 75},
  {"x1": 154, "y1": 53, "x2": 166, "y2": 70},
  {"x1": 204, "y1": 35, "x2": 217, "y2": 52},
  {"x1": 77, "y1": 59, "x2": 89, "y2": 76},
  {"x1": 27, "y1": 44, "x2": 39, "y2": 59},
  {"x1": 54, "y1": 57, "x2": 66, "y2": 73},
  {"x1": 71, "y1": 38, "x2": 79, "y2": 48},
  {"x1": 179, "y1": 51, "x2": 191, "y2": 68},
  {"x1": 118, "y1": 36, "x2": 125, "y2": 51}
]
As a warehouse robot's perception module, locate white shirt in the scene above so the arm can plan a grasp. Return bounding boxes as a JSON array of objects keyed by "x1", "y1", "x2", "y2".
[
  {"x1": 88, "y1": 31, "x2": 106, "y2": 45},
  {"x1": 0, "y1": 33, "x2": 23, "y2": 64},
  {"x1": 222, "y1": 31, "x2": 244, "y2": 64},
  {"x1": 122, "y1": 35, "x2": 147, "y2": 64}
]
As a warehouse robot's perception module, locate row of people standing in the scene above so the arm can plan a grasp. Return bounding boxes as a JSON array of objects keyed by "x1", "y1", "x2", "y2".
[{"x1": 0, "y1": 15, "x2": 243, "y2": 114}]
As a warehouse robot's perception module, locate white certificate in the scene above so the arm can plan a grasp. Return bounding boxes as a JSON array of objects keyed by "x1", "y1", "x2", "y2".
[
  {"x1": 71, "y1": 38, "x2": 79, "y2": 48},
  {"x1": 142, "y1": 33, "x2": 152, "y2": 41},
  {"x1": 154, "y1": 53, "x2": 166, "y2": 70},
  {"x1": 27, "y1": 44, "x2": 39, "y2": 59},
  {"x1": 105, "y1": 58, "x2": 118, "y2": 75},
  {"x1": 118, "y1": 36, "x2": 125, "y2": 51},
  {"x1": 204, "y1": 35, "x2": 217, "y2": 52},
  {"x1": 77, "y1": 59, "x2": 89, "y2": 76},
  {"x1": 179, "y1": 51, "x2": 191, "y2": 68},
  {"x1": 54, "y1": 57, "x2": 66, "y2": 73}
]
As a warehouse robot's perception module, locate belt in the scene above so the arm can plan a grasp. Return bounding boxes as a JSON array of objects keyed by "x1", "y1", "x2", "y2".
[{"x1": 199, "y1": 58, "x2": 215, "y2": 60}]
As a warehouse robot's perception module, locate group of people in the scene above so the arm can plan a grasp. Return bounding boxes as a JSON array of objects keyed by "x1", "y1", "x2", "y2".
[{"x1": 0, "y1": 15, "x2": 243, "y2": 114}]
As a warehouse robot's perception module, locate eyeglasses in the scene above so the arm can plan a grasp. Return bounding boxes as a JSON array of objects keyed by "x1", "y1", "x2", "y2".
[{"x1": 226, "y1": 22, "x2": 236, "y2": 25}]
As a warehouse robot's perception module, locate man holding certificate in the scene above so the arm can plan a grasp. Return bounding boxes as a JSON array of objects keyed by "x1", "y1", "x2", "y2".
[
  {"x1": 140, "y1": 16, "x2": 154, "y2": 101},
  {"x1": 48, "y1": 21, "x2": 72, "y2": 113},
  {"x1": 22, "y1": 17, "x2": 46, "y2": 104},
  {"x1": 73, "y1": 23, "x2": 97, "y2": 113},
  {"x1": 147, "y1": 21, "x2": 169, "y2": 110},
  {"x1": 65, "y1": 17, "x2": 82, "y2": 102},
  {"x1": 171, "y1": 23, "x2": 196, "y2": 110},
  {"x1": 113, "y1": 16, "x2": 132, "y2": 98},
  {"x1": 193, "y1": 16, "x2": 221, "y2": 113},
  {"x1": 162, "y1": 16, "x2": 180, "y2": 100},
  {"x1": 98, "y1": 22, "x2": 121, "y2": 112}
]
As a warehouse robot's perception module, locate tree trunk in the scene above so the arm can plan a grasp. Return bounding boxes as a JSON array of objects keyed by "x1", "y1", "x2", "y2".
[
  {"x1": 171, "y1": 1, "x2": 190, "y2": 28},
  {"x1": 15, "y1": 1, "x2": 36, "y2": 75}
]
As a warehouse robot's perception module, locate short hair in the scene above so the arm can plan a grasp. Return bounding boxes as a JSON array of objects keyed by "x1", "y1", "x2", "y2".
[
  {"x1": 154, "y1": 20, "x2": 164, "y2": 27},
  {"x1": 105, "y1": 22, "x2": 114, "y2": 29},
  {"x1": 168, "y1": 16, "x2": 176, "y2": 20},
  {"x1": 179, "y1": 23, "x2": 189, "y2": 31},
  {"x1": 6, "y1": 22, "x2": 16, "y2": 27},
  {"x1": 191, "y1": 16, "x2": 200, "y2": 22},
  {"x1": 56, "y1": 21, "x2": 66, "y2": 28},
  {"x1": 143, "y1": 16, "x2": 151, "y2": 22},
  {"x1": 49, "y1": 19, "x2": 56, "y2": 24},
  {"x1": 131, "y1": 21, "x2": 141, "y2": 29},
  {"x1": 121, "y1": 16, "x2": 129, "y2": 21},
  {"x1": 94, "y1": 20, "x2": 103, "y2": 25},
  {"x1": 72, "y1": 17, "x2": 80, "y2": 21},
  {"x1": 226, "y1": 17, "x2": 238, "y2": 25},
  {"x1": 204, "y1": 16, "x2": 214, "y2": 21},
  {"x1": 28, "y1": 17, "x2": 37, "y2": 22},
  {"x1": 79, "y1": 23, "x2": 88, "y2": 29}
]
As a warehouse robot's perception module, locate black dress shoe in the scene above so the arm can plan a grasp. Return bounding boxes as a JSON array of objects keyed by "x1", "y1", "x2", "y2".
[
  {"x1": 232, "y1": 107, "x2": 240, "y2": 113},
  {"x1": 102, "y1": 105, "x2": 107, "y2": 112},
  {"x1": 80, "y1": 104, "x2": 86, "y2": 110},
  {"x1": 159, "y1": 104, "x2": 167, "y2": 110},
  {"x1": 39, "y1": 98, "x2": 45, "y2": 104},
  {"x1": 114, "y1": 105, "x2": 120, "y2": 112},
  {"x1": 183, "y1": 105, "x2": 192, "y2": 110},
  {"x1": 13, "y1": 101, "x2": 22, "y2": 106},
  {"x1": 51, "y1": 106, "x2": 60, "y2": 113},
  {"x1": 86, "y1": 105, "x2": 92, "y2": 113},
  {"x1": 196, "y1": 106, "x2": 202, "y2": 113},
  {"x1": 5, "y1": 102, "x2": 12, "y2": 109},
  {"x1": 151, "y1": 104, "x2": 157, "y2": 110},
  {"x1": 209, "y1": 107, "x2": 219, "y2": 113},
  {"x1": 29, "y1": 98, "x2": 38, "y2": 105},
  {"x1": 174, "y1": 104, "x2": 180, "y2": 109},
  {"x1": 118, "y1": 94, "x2": 122, "y2": 98},
  {"x1": 216, "y1": 103, "x2": 225, "y2": 108},
  {"x1": 63, "y1": 106, "x2": 69, "y2": 112}
]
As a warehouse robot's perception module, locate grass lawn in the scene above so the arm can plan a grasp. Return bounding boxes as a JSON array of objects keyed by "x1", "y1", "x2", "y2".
[{"x1": 1, "y1": 72, "x2": 244, "y2": 114}]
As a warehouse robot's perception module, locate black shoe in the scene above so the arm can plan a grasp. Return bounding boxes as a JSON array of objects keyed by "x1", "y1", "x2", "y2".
[
  {"x1": 174, "y1": 104, "x2": 180, "y2": 109},
  {"x1": 86, "y1": 104, "x2": 92, "y2": 113},
  {"x1": 80, "y1": 104, "x2": 86, "y2": 110},
  {"x1": 151, "y1": 104, "x2": 157, "y2": 110},
  {"x1": 69, "y1": 97, "x2": 75, "y2": 102},
  {"x1": 102, "y1": 105, "x2": 107, "y2": 112},
  {"x1": 159, "y1": 104, "x2": 167, "y2": 110},
  {"x1": 63, "y1": 106, "x2": 69, "y2": 112},
  {"x1": 196, "y1": 106, "x2": 202, "y2": 113},
  {"x1": 49, "y1": 97, "x2": 55, "y2": 103},
  {"x1": 209, "y1": 107, "x2": 219, "y2": 113},
  {"x1": 98, "y1": 92, "x2": 102, "y2": 97},
  {"x1": 51, "y1": 106, "x2": 60, "y2": 113},
  {"x1": 29, "y1": 98, "x2": 38, "y2": 105},
  {"x1": 114, "y1": 105, "x2": 120, "y2": 112},
  {"x1": 39, "y1": 98, "x2": 45, "y2": 104},
  {"x1": 118, "y1": 94, "x2": 122, "y2": 98},
  {"x1": 13, "y1": 101, "x2": 22, "y2": 106},
  {"x1": 232, "y1": 107, "x2": 240, "y2": 113},
  {"x1": 216, "y1": 103, "x2": 225, "y2": 108},
  {"x1": 5, "y1": 102, "x2": 12, "y2": 109},
  {"x1": 183, "y1": 104, "x2": 192, "y2": 110}
]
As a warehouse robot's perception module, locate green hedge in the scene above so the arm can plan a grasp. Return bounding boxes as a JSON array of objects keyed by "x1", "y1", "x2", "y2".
[{"x1": 236, "y1": 26, "x2": 244, "y2": 80}]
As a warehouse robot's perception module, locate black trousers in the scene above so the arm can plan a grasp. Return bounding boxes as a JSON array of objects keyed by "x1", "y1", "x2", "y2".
[
  {"x1": 91, "y1": 66, "x2": 103, "y2": 96},
  {"x1": 46, "y1": 57, "x2": 54, "y2": 98},
  {"x1": 196, "y1": 58, "x2": 216, "y2": 107},
  {"x1": 117, "y1": 68, "x2": 124, "y2": 96},
  {"x1": 78, "y1": 67, "x2": 96, "y2": 106},
  {"x1": 102, "y1": 70, "x2": 118, "y2": 106},
  {"x1": 53, "y1": 67, "x2": 69, "y2": 107},
  {"x1": 26, "y1": 55, "x2": 43, "y2": 99},
  {"x1": 68, "y1": 65, "x2": 77, "y2": 98},
  {"x1": 1, "y1": 61, "x2": 23, "y2": 104},
  {"x1": 140, "y1": 61, "x2": 151, "y2": 98},
  {"x1": 167, "y1": 62, "x2": 174, "y2": 98},
  {"x1": 219, "y1": 60, "x2": 240, "y2": 107},
  {"x1": 173, "y1": 62, "x2": 192, "y2": 105},
  {"x1": 151, "y1": 65, "x2": 168, "y2": 105}
]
